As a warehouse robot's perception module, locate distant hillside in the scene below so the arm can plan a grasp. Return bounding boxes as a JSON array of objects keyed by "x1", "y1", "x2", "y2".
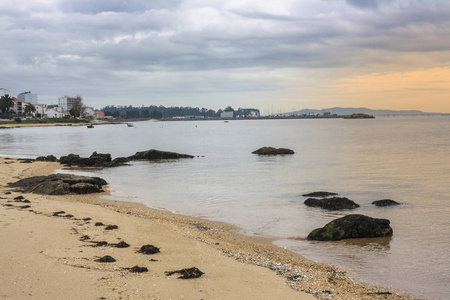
[{"x1": 285, "y1": 107, "x2": 443, "y2": 116}]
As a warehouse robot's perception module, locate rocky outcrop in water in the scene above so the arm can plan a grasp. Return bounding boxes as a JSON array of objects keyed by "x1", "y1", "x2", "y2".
[
  {"x1": 372, "y1": 199, "x2": 401, "y2": 207},
  {"x1": 8, "y1": 174, "x2": 107, "y2": 195},
  {"x1": 58, "y1": 149, "x2": 194, "y2": 168},
  {"x1": 307, "y1": 214, "x2": 393, "y2": 241},
  {"x1": 252, "y1": 147, "x2": 294, "y2": 155},
  {"x1": 60, "y1": 152, "x2": 116, "y2": 167},
  {"x1": 304, "y1": 197, "x2": 360, "y2": 210},
  {"x1": 126, "y1": 149, "x2": 195, "y2": 160}
]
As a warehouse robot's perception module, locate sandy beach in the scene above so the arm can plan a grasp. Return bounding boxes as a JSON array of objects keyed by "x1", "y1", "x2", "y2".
[{"x1": 0, "y1": 157, "x2": 416, "y2": 299}]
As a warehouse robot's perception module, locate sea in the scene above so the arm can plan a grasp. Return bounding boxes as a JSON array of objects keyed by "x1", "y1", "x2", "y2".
[{"x1": 1, "y1": 116, "x2": 449, "y2": 300}]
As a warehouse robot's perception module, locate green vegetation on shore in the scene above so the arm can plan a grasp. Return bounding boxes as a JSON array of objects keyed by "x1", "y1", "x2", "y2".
[{"x1": 0, "y1": 118, "x2": 90, "y2": 125}]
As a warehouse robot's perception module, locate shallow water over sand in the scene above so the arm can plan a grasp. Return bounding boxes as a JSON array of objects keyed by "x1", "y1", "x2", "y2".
[{"x1": 1, "y1": 116, "x2": 449, "y2": 299}]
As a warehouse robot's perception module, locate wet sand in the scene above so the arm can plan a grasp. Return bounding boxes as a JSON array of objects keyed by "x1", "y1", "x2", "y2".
[{"x1": 0, "y1": 157, "x2": 416, "y2": 299}]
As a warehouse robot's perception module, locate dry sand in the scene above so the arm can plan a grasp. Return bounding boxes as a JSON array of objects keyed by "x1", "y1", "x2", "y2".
[{"x1": 0, "y1": 157, "x2": 417, "y2": 299}]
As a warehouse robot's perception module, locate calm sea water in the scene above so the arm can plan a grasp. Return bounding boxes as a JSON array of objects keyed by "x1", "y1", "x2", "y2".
[{"x1": 1, "y1": 117, "x2": 449, "y2": 299}]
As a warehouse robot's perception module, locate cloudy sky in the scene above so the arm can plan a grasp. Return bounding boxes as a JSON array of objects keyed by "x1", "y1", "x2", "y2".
[{"x1": 1, "y1": 0, "x2": 449, "y2": 113}]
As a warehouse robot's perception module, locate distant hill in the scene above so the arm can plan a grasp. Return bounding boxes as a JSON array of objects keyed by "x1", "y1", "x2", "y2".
[{"x1": 284, "y1": 107, "x2": 445, "y2": 116}]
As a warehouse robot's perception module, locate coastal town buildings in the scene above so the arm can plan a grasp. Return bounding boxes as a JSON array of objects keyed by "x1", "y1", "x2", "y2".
[{"x1": 1, "y1": 87, "x2": 97, "y2": 119}]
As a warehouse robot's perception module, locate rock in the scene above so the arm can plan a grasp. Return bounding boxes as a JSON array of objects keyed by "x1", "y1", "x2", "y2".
[
  {"x1": 127, "y1": 266, "x2": 148, "y2": 273},
  {"x1": 372, "y1": 199, "x2": 401, "y2": 207},
  {"x1": 165, "y1": 267, "x2": 204, "y2": 279},
  {"x1": 36, "y1": 155, "x2": 58, "y2": 162},
  {"x1": 95, "y1": 255, "x2": 116, "y2": 263},
  {"x1": 252, "y1": 147, "x2": 294, "y2": 155},
  {"x1": 302, "y1": 191, "x2": 338, "y2": 198},
  {"x1": 60, "y1": 152, "x2": 115, "y2": 167},
  {"x1": 59, "y1": 154, "x2": 80, "y2": 165},
  {"x1": 127, "y1": 149, "x2": 194, "y2": 160},
  {"x1": 307, "y1": 214, "x2": 393, "y2": 241},
  {"x1": 138, "y1": 244, "x2": 160, "y2": 255},
  {"x1": 104, "y1": 225, "x2": 118, "y2": 230},
  {"x1": 20, "y1": 160, "x2": 34, "y2": 163},
  {"x1": 8, "y1": 174, "x2": 107, "y2": 195},
  {"x1": 112, "y1": 241, "x2": 130, "y2": 248},
  {"x1": 304, "y1": 197, "x2": 360, "y2": 210},
  {"x1": 69, "y1": 183, "x2": 102, "y2": 194}
]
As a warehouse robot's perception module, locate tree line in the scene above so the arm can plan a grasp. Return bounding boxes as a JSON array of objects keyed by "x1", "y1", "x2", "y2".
[{"x1": 101, "y1": 105, "x2": 260, "y2": 119}]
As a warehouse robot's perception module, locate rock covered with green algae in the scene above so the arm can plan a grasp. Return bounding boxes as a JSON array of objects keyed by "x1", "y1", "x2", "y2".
[{"x1": 307, "y1": 214, "x2": 393, "y2": 241}]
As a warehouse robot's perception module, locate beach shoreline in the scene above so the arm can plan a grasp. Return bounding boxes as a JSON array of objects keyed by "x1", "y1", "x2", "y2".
[{"x1": 0, "y1": 157, "x2": 417, "y2": 299}]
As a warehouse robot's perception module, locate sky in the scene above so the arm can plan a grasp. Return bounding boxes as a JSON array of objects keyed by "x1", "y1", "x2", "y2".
[{"x1": 1, "y1": 0, "x2": 449, "y2": 113}]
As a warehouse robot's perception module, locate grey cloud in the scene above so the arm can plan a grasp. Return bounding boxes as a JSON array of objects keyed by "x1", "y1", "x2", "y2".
[
  {"x1": 58, "y1": 0, "x2": 182, "y2": 14},
  {"x1": 346, "y1": 0, "x2": 379, "y2": 10}
]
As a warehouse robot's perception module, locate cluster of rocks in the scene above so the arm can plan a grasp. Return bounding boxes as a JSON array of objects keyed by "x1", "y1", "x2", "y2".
[
  {"x1": 53, "y1": 149, "x2": 195, "y2": 168},
  {"x1": 302, "y1": 191, "x2": 400, "y2": 241}
]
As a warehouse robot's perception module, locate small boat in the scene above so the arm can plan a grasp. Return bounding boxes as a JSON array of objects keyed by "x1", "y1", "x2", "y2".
[
  {"x1": 127, "y1": 123, "x2": 134, "y2": 127},
  {"x1": 87, "y1": 125, "x2": 94, "y2": 128}
]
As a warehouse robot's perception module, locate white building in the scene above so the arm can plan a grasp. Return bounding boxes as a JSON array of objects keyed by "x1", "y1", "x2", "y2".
[
  {"x1": 58, "y1": 95, "x2": 74, "y2": 111},
  {"x1": 34, "y1": 104, "x2": 48, "y2": 117},
  {"x1": 220, "y1": 111, "x2": 234, "y2": 118},
  {"x1": 17, "y1": 91, "x2": 38, "y2": 105},
  {"x1": 46, "y1": 108, "x2": 64, "y2": 118},
  {"x1": 0, "y1": 88, "x2": 13, "y2": 97},
  {"x1": 83, "y1": 106, "x2": 96, "y2": 119}
]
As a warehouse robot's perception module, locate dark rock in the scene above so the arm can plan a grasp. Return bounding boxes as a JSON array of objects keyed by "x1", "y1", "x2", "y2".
[
  {"x1": 127, "y1": 266, "x2": 148, "y2": 273},
  {"x1": 302, "y1": 191, "x2": 338, "y2": 198},
  {"x1": 105, "y1": 225, "x2": 118, "y2": 230},
  {"x1": 20, "y1": 160, "x2": 34, "y2": 164},
  {"x1": 59, "y1": 152, "x2": 116, "y2": 168},
  {"x1": 127, "y1": 149, "x2": 194, "y2": 160},
  {"x1": 69, "y1": 183, "x2": 102, "y2": 194},
  {"x1": 14, "y1": 196, "x2": 25, "y2": 200},
  {"x1": 112, "y1": 241, "x2": 130, "y2": 248},
  {"x1": 59, "y1": 154, "x2": 80, "y2": 165},
  {"x1": 89, "y1": 152, "x2": 112, "y2": 164},
  {"x1": 4, "y1": 192, "x2": 12, "y2": 195},
  {"x1": 165, "y1": 267, "x2": 204, "y2": 279},
  {"x1": 8, "y1": 174, "x2": 107, "y2": 195},
  {"x1": 252, "y1": 147, "x2": 294, "y2": 155},
  {"x1": 307, "y1": 214, "x2": 393, "y2": 241},
  {"x1": 95, "y1": 255, "x2": 116, "y2": 263},
  {"x1": 89, "y1": 241, "x2": 108, "y2": 247},
  {"x1": 82, "y1": 218, "x2": 92, "y2": 221},
  {"x1": 79, "y1": 235, "x2": 90, "y2": 241},
  {"x1": 95, "y1": 222, "x2": 105, "y2": 226},
  {"x1": 304, "y1": 197, "x2": 360, "y2": 210},
  {"x1": 53, "y1": 211, "x2": 66, "y2": 216},
  {"x1": 111, "y1": 157, "x2": 130, "y2": 164},
  {"x1": 138, "y1": 244, "x2": 160, "y2": 255},
  {"x1": 372, "y1": 199, "x2": 401, "y2": 207},
  {"x1": 18, "y1": 205, "x2": 31, "y2": 209},
  {"x1": 36, "y1": 155, "x2": 58, "y2": 162}
]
